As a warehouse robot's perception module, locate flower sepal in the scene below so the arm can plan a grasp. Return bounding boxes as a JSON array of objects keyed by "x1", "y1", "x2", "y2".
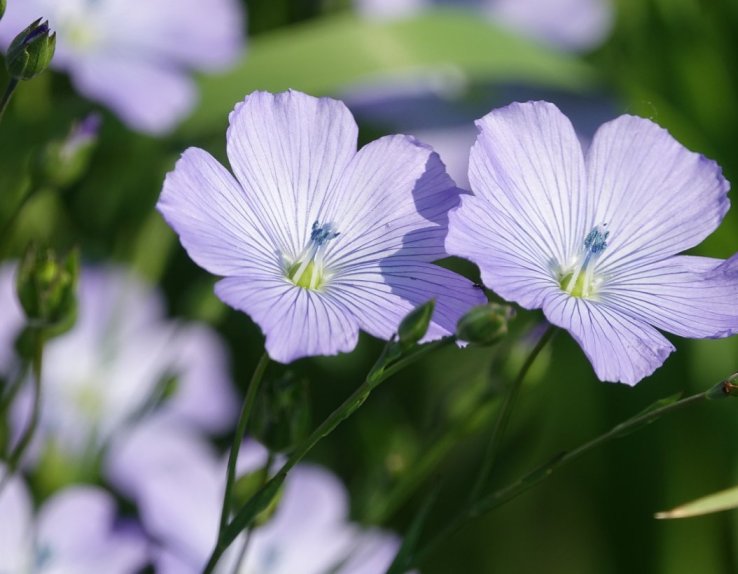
[{"x1": 6, "y1": 18, "x2": 56, "y2": 80}]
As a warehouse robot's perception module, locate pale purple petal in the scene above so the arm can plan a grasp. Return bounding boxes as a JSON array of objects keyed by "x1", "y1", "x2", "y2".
[
  {"x1": 325, "y1": 135, "x2": 460, "y2": 266},
  {"x1": 158, "y1": 147, "x2": 278, "y2": 277},
  {"x1": 588, "y1": 115, "x2": 730, "y2": 275},
  {"x1": 487, "y1": 0, "x2": 614, "y2": 51},
  {"x1": 601, "y1": 256, "x2": 738, "y2": 339},
  {"x1": 448, "y1": 101, "x2": 587, "y2": 308},
  {"x1": 72, "y1": 54, "x2": 197, "y2": 134},
  {"x1": 226, "y1": 90, "x2": 358, "y2": 259},
  {"x1": 215, "y1": 276, "x2": 360, "y2": 364},
  {"x1": 0, "y1": 467, "x2": 33, "y2": 572},
  {"x1": 542, "y1": 291, "x2": 674, "y2": 385},
  {"x1": 0, "y1": 264, "x2": 23, "y2": 376},
  {"x1": 338, "y1": 530, "x2": 401, "y2": 574},
  {"x1": 331, "y1": 260, "x2": 485, "y2": 341}
]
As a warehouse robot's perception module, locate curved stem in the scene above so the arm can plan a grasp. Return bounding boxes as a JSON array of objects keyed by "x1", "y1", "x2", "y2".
[
  {"x1": 468, "y1": 326, "x2": 555, "y2": 503},
  {"x1": 217, "y1": 352, "x2": 270, "y2": 535},
  {"x1": 414, "y1": 385, "x2": 723, "y2": 566},
  {"x1": 202, "y1": 337, "x2": 456, "y2": 573}
]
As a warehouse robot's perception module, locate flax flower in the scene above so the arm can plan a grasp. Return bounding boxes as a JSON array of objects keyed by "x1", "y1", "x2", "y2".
[
  {"x1": 158, "y1": 90, "x2": 484, "y2": 363},
  {"x1": 0, "y1": 0, "x2": 243, "y2": 133},
  {"x1": 447, "y1": 101, "x2": 738, "y2": 385},
  {"x1": 0, "y1": 466, "x2": 147, "y2": 573}
]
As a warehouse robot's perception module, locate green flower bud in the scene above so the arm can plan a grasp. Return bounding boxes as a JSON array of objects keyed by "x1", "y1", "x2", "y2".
[
  {"x1": 35, "y1": 114, "x2": 101, "y2": 187},
  {"x1": 16, "y1": 245, "x2": 79, "y2": 334},
  {"x1": 232, "y1": 469, "x2": 284, "y2": 526},
  {"x1": 6, "y1": 18, "x2": 56, "y2": 80},
  {"x1": 397, "y1": 299, "x2": 435, "y2": 348},
  {"x1": 456, "y1": 303, "x2": 515, "y2": 346}
]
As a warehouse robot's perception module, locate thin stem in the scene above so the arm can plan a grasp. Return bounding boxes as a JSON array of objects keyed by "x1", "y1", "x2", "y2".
[
  {"x1": 202, "y1": 337, "x2": 456, "y2": 573},
  {"x1": 217, "y1": 352, "x2": 270, "y2": 534},
  {"x1": 0, "y1": 328, "x2": 44, "y2": 495},
  {"x1": 468, "y1": 326, "x2": 555, "y2": 503},
  {"x1": 414, "y1": 388, "x2": 716, "y2": 566},
  {"x1": 0, "y1": 77, "x2": 19, "y2": 124}
]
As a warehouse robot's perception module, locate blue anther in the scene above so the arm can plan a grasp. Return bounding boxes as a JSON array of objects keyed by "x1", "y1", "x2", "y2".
[
  {"x1": 310, "y1": 221, "x2": 340, "y2": 246},
  {"x1": 583, "y1": 224, "x2": 609, "y2": 256}
]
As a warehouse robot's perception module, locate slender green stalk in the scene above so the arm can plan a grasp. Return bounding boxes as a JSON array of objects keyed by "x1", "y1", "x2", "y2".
[
  {"x1": 0, "y1": 327, "x2": 44, "y2": 494},
  {"x1": 413, "y1": 385, "x2": 724, "y2": 566},
  {"x1": 468, "y1": 326, "x2": 555, "y2": 503},
  {"x1": 202, "y1": 337, "x2": 456, "y2": 573},
  {"x1": 0, "y1": 77, "x2": 19, "y2": 124},
  {"x1": 217, "y1": 352, "x2": 270, "y2": 535}
]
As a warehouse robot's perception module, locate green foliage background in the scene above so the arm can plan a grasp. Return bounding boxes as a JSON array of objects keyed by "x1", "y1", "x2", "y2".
[{"x1": 2, "y1": 0, "x2": 738, "y2": 572}]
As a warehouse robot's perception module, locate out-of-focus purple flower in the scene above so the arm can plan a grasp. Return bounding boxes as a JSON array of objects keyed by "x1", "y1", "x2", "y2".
[
  {"x1": 0, "y1": 465, "x2": 148, "y2": 573},
  {"x1": 447, "y1": 101, "x2": 738, "y2": 385},
  {"x1": 0, "y1": 264, "x2": 237, "y2": 463},
  {"x1": 355, "y1": 0, "x2": 613, "y2": 52},
  {"x1": 158, "y1": 90, "x2": 484, "y2": 364},
  {"x1": 107, "y1": 419, "x2": 400, "y2": 574},
  {"x1": 0, "y1": 0, "x2": 244, "y2": 134}
]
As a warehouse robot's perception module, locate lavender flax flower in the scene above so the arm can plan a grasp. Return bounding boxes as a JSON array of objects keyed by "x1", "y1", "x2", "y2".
[
  {"x1": 0, "y1": 0, "x2": 244, "y2": 134},
  {"x1": 158, "y1": 90, "x2": 484, "y2": 363},
  {"x1": 446, "y1": 101, "x2": 738, "y2": 385},
  {"x1": 0, "y1": 466, "x2": 148, "y2": 573}
]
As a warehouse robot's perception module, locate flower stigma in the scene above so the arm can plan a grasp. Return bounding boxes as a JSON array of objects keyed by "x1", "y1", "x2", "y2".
[
  {"x1": 559, "y1": 224, "x2": 609, "y2": 299},
  {"x1": 286, "y1": 221, "x2": 340, "y2": 291}
]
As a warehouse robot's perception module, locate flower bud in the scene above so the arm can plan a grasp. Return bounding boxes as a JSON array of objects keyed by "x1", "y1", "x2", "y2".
[
  {"x1": 456, "y1": 303, "x2": 515, "y2": 346},
  {"x1": 16, "y1": 245, "x2": 79, "y2": 333},
  {"x1": 6, "y1": 18, "x2": 56, "y2": 80},
  {"x1": 36, "y1": 114, "x2": 101, "y2": 187},
  {"x1": 232, "y1": 469, "x2": 284, "y2": 526},
  {"x1": 397, "y1": 299, "x2": 435, "y2": 348}
]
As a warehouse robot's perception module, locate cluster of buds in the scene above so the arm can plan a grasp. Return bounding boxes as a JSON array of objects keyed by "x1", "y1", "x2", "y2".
[{"x1": 6, "y1": 17, "x2": 56, "y2": 81}]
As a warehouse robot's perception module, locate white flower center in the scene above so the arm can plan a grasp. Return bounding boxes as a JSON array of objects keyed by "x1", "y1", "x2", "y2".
[
  {"x1": 285, "y1": 221, "x2": 339, "y2": 291},
  {"x1": 558, "y1": 224, "x2": 609, "y2": 299}
]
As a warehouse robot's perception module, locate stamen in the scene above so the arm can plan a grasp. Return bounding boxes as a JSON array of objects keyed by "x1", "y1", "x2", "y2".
[
  {"x1": 561, "y1": 224, "x2": 609, "y2": 298},
  {"x1": 287, "y1": 221, "x2": 339, "y2": 290}
]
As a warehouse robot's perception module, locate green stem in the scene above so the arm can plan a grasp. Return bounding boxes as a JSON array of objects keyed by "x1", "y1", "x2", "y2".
[
  {"x1": 217, "y1": 352, "x2": 270, "y2": 535},
  {"x1": 202, "y1": 337, "x2": 456, "y2": 573},
  {"x1": 468, "y1": 326, "x2": 555, "y2": 503},
  {"x1": 0, "y1": 77, "x2": 19, "y2": 124},
  {"x1": 0, "y1": 327, "x2": 44, "y2": 494},
  {"x1": 414, "y1": 385, "x2": 723, "y2": 566}
]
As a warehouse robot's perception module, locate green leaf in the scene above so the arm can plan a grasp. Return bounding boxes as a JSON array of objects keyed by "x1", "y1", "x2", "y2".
[
  {"x1": 183, "y1": 9, "x2": 596, "y2": 135},
  {"x1": 655, "y1": 485, "x2": 738, "y2": 519}
]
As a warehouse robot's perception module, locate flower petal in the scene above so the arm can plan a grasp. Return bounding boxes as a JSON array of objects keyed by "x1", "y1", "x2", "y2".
[
  {"x1": 542, "y1": 292, "x2": 674, "y2": 385},
  {"x1": 331, "y1": 260, "x2": 485, "y2": 341},
  {"x1": 0, "y1": 468, "x2": 33, "y2": 572},
  {"x1": 324, "y1": 135, "x2": 460, "y2": 268},
  {"x1": 215, "y1": 276, "x2": 359, "y2": 363},
  {"x1": 72, "y1": 54, "x2": 196, "y2": 134},
  {"x1": 226, "y1": 91, "x2": 358, "y2": 259},
  {"x1": 587, "y1": 115, "x2": 730, "y2": 275},
  {"x1": 159, "y1": 147, "x2": 277, "y2": 277},
  {"x1": 447, "y1": 194, "x2": 558, "y2": 309},
  {"x1": 601, "y1": 255, "x2": 738, "y2": 339},
  {"x1": 456, "y1": 101, "x2": 587, "y2": 308}
]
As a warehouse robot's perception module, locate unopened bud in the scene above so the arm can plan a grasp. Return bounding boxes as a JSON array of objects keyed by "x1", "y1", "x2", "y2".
[
  {"x1": 16, "y1": 245, "x2": 79, "y2": 333},
  {"x1": 456, "y1": 303, "x2": 514, "y2": 346},
  {"x1": 252, "y1": 371, "x2": 310, "y2": 452},
  {"x1": 6, "y1": 18, "x2": 56, "y2": 80},
  {"x1": 398, "y1": 299, "x2": 434, "y2": 348},
  {"x1": 36, "y1": 114, "x2": 101, "y2": 187}
]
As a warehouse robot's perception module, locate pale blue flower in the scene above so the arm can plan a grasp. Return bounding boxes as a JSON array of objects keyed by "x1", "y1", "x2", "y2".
[
  {"x1": 158, "y1": 90, "x2": 484, "y2": 364},
  {"x1": 447, "y1": 101, "x2": 738, "y2": 385}
]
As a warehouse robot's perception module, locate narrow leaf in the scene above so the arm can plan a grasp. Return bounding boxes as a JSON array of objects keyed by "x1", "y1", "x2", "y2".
[{"x1": 656, "y1": 485, "x2": 738, "y2": 519}]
